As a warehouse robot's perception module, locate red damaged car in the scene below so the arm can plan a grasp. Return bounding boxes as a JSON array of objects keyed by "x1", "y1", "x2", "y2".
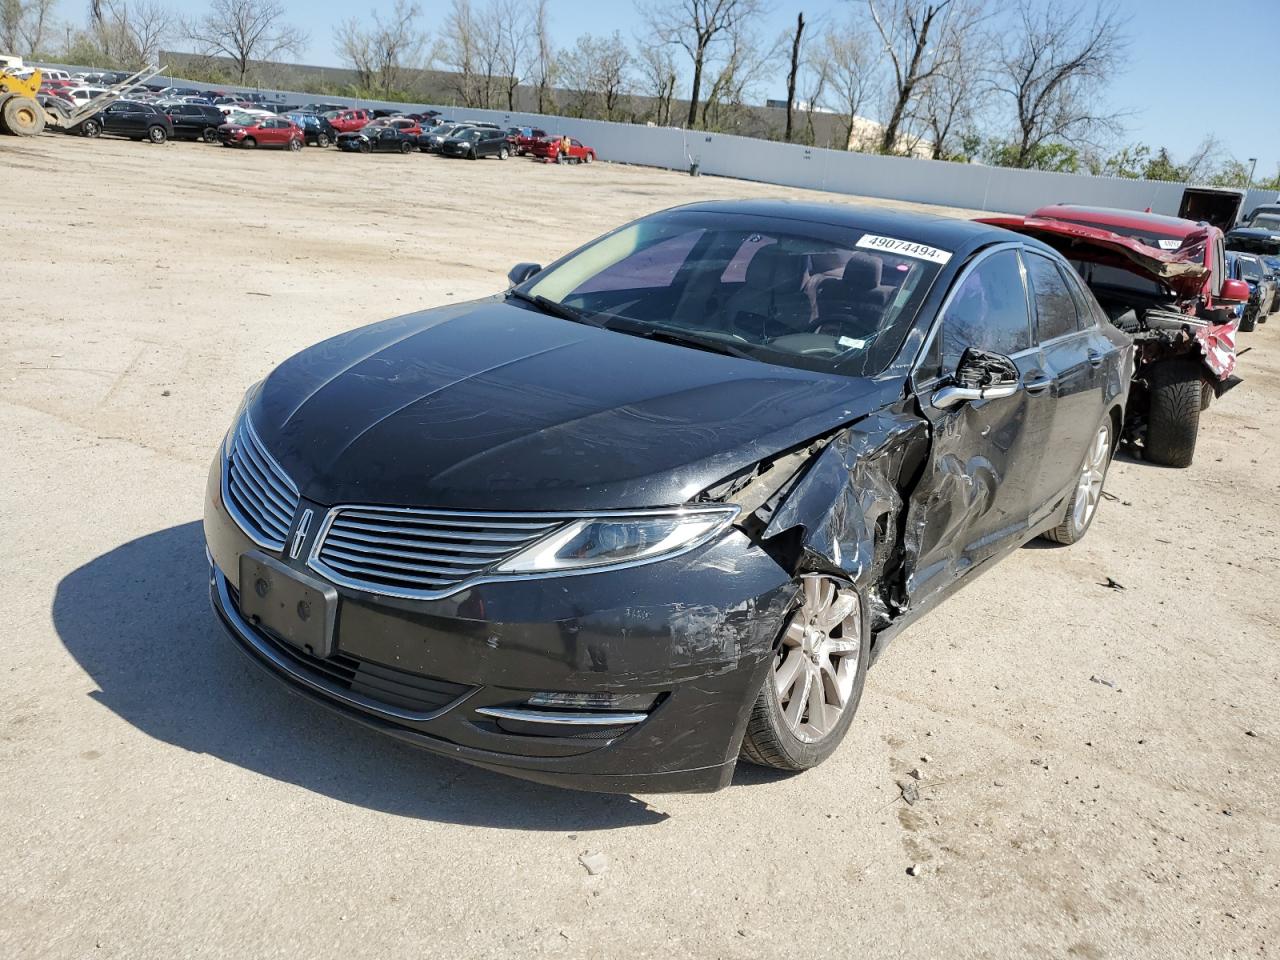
[
  {"x1": 217, "y1": 115, "x2": 304, "y2": 151},
  {"x1": 528, "y1": 135, "x2": 597, "y2": 163},
  {"x1": 981, "y1": 205, "x2": 1249, "y2": 467}
]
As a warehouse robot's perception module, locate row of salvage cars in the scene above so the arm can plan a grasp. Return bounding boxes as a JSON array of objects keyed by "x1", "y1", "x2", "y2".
[{"x1": 206, "y1": 190, "x2": 1270, "y2": 794}]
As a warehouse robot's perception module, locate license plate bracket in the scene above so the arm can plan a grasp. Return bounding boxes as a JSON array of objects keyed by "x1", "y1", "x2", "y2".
[{"x1": 238, "y1": 552, "x2": 338, "y2": 659}]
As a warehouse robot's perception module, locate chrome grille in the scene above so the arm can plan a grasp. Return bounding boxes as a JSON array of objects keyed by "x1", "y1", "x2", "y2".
[
  {"x1": 223, "y1": 417, "x2": 300, "y2": 551},
  {"x1": 310, "y1": 507, "x2": 565, "y2": 598}
]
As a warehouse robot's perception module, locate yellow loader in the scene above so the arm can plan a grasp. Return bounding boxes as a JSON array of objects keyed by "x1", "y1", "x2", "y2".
[{"x1": 0, "y1": 64, "x2": 165, "y2": 137}]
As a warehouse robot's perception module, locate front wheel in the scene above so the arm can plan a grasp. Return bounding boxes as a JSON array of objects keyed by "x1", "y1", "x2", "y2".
[
  {"x1": 288, "y1": 137, "x2": 302, "y2": 151},
  {"x1": 740, "y1": 575, "x2": 868, "y2": 772},
  {"x1": 399, "y1": 140, "x2": 412, "y2": 154},
  {"x1": 242, "y1": 137, "x2": 256, "y2": 149},
  {"x1": 316, "y1": 133, "x2": 330, "y2": 147},
  {"x1": 498, "y1": 146, "x2": 509, "y2": 160},
  {"x1": 1239, "y1": 310, "x2": 1256, "y2": 332},
  {"x1": 1042, "y1": 419, "x2": 1112, "y2": 545},
  {"x1": 81, "y1": 118, "x2": 101, "y2": 138},
  {"x1": 1144, "y1": 359, "x2": 1202, "y2": 468},
  {"x1": 202, "y1": 127, "x2": 218, "y2": 143},
  {"x1": 584, "y1": 151, "x2": 594, "y2": 163}
]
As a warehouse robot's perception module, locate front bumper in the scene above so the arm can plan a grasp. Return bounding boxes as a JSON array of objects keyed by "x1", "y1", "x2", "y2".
[{"x1": 204, "y1": 453, "x2": 795, "y2": 793}]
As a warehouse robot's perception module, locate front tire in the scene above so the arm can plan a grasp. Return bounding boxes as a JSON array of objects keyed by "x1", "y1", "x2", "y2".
[
  {"x1": 740, "y1": 575, "x2": 868, "y2": 772},
  {"x1": 1144, "y1": 359, "x2": 1202, "y2": 468},
  {"x1": 498, "y1": 146, "x2": 509, "y2": 160},
  {"x1": 242, "y1": 137, "x2": 256, "y2": 149},
  {"x1": 202, "y1": 127, "x2": 218, "y2": 143},
  {"x1": 399, "y1": 140, "x2": 412, "y2": 154},
  {"x1": 81, "y1": 118, "x2": 101, "y2": 138},
  {"x1": 2, "y1": 96, "x2": 44, "y2": 136},
  {"x1": 1042, "y1": 419, "x2": 1112, "y2": 545},
  {"x1": 1239, "y1": 310, "x2": 1256, "y2": 332},
  {"x1": 316, "y1": 133, "x2": 330, "y2": 147},
  {"x1": 288, "y1": 137, "x2": 302, "y2": 151}
]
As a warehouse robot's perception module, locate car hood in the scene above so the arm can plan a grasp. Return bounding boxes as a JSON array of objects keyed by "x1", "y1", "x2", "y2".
[
  {"x1": 979, "y1": 215, "x2": 1210, "y2": 299},
  {"x1": 249, "y1": 299, "x2": 898, "y2": 511}
]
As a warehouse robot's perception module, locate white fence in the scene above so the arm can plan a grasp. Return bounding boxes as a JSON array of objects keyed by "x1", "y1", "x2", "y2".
[{"x1": 43, "y1": 63, "x2": 1280, "y2": 218}]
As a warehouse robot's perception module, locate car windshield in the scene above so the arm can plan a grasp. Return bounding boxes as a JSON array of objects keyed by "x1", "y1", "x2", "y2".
[
  {"x1": 1237, "y1": 258, "x2": 1263, "y2": 280},
  {"x1": 518, "y1": 210, "x2": 945, "y2": 377},
  {"x1": 1247, "y1": 214, "x2": 1280, "y2": 231}
]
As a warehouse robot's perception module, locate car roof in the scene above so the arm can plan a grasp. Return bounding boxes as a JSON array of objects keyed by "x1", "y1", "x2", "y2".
[
  {"x1": 670, "y1": 199, "x2": 1009, "y2": 249},
  {"x1": 1031, "y1": 203, "x2": 1201, "y2": 238}
]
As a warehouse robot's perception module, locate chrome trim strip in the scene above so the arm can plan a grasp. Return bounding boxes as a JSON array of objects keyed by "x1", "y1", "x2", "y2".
[
  {"x1": 210, "y1": 565, "x2": 475, "y2": 723},
  {"x1": 474, "y1": 706, "x2": 648, "y2": 726},
  {"x1": 220, "y1": 414, "x2": 301, "y2": 552},
  {"x1": 306, "y1": 504, "x2": 740, "y2": 602}
]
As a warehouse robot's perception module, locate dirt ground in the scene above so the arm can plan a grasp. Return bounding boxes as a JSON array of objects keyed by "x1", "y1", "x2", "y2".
[{"x1": 1, "y1": 133, "x2": 1277, "y2": 960}]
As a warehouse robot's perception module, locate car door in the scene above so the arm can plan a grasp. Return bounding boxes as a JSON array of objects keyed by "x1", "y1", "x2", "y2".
[
  {"x1": 1022, "y1": 250, "x2": 1112, "y2": 513},
  {"x1": 904, "y1": 245, "x2": 1055, "y2": 605}
]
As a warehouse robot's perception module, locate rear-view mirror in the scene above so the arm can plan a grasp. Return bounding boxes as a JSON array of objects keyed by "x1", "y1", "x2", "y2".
[
  {"x1": 1220, "y1": 278, "x2": 1251, "y2": 304},
  {"x1": 508, "y1": 262, "x2": 542, "y2": 288},
  {"x1": 932, "y1": 348, "x2": 1020, "y2": 409}
]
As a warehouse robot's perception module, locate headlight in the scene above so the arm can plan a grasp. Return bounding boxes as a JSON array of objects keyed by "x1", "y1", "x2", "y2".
[{"x1": 496, "y1": 508, "x2": 738, "y2": 575}]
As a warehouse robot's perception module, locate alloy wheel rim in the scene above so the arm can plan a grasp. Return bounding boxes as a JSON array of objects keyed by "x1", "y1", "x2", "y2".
[
  {"x1": 1072, "y1": 423, "x2": 1111, "y2": 531},
  {"x1": 771, "y1": 575, "x2": 861, "y2": 743}
]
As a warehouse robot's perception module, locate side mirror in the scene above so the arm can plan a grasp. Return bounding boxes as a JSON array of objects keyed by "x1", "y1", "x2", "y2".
[
  {"x1": 508, "y1": 262, "x2": 542, "y2": 288},
  {"x1": 1220, "y1": 278, "x2": 1251, "y2": 304},
  {"x1": 931, "y1": 348, "x2": 1020, "y2": 410}
]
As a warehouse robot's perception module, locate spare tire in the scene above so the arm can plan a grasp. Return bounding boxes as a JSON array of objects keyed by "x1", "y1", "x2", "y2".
[{"x1": 1145, "y1": 359, "x2": 1202, "y2": 468}]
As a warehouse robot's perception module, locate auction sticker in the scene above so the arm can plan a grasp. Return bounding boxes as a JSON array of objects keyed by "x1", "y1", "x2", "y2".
[{"x1": 856, "y1": 234, "x2": 953, "y2": 264}]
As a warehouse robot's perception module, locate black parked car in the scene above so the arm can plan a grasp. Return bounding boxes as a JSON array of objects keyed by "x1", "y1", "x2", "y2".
[
  {"x1": 440, "y1": 126, "x2": 511, "y2": 160},
  {"x1": 335, "y1": 124, "x2": 416, "y2": 153},
  {"x1": 75, "y1": 101, "x2": 173, "y2": 143},
  {"x1": 165, "y1": 102, "x2": 226, "y2": 142},
  {"x1": 416, "y1": 122, "x2": 471, "y2": 153},
  {"x1": 205, "y1": 201, "x2": 1131, "y2": 793},
  {"x1": 285, "y1": 112, "x2": 339, "y2": 147}
]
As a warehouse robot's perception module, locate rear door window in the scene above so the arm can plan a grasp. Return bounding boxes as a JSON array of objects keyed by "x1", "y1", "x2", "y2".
[{"x1": 1024, "y1": 252, "x2": 1081, "y2": 341}]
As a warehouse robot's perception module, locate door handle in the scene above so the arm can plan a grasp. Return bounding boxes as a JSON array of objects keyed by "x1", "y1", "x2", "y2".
[
  {"x1": 1087, "y1": 349, "x2": 1104, "y2": 368},
  {"x1": 1023, "y1": 373, "x2": 1054, "y2": 394}
]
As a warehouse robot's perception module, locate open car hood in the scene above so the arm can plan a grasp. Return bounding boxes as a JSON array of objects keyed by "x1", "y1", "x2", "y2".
[{"x1": 978, "y1": 216, "x2": 1210, "y2": 300}]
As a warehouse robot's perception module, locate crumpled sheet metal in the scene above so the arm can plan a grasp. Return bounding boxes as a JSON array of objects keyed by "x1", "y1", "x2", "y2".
[
  {"x1": 755, "y1": 410, "x2": 927, "y2": 625},
  {"x1": 1193, "y1": 318, "x2": 1238, "y2": 380},
  {"x1": 978, "y1": 216, "x2": 1211, "y2": 299}
]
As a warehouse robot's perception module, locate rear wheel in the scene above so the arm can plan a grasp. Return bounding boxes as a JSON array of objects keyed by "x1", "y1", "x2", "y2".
[
  {"x1": 316, "y1": 132, "x2": 330, "y2": 147},
  {"x1": 2, "y1": 96, "x2": 44, "y2": 136},
  {"x1": 1144, "y1": 359, "x2": 1202, "y2": 468},
  {"x1": 147, "y1": 125, "x2": 167, "y2": 144},
  {"x1": 740, "y1": 575, "x2": 868, "y2": 772},
  {"x1": 289, "y1": 137, "x2": 302, "y2": 151},
  {"x1": 498, "y1": 146, "x2": 509, "y2": 160},
  {"x1": 359, "y1": 142, "x2": 370, "y2": 153},
  {"x1": 399, "y1": 140, "x2": 411, "y2": 154},
  {"x1": 201, "y1": 127, "x2": 218, "y2": 143},
  {"x1": 1042, "y1": 419, "x2": 1112, "y2": 545}
]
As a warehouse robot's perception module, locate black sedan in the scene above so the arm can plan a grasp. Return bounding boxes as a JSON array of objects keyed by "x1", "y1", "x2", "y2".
[
  {"x1": 335, "y1": 124, "x2": 416, "y2": 154},
  {"x1": 205, "y1": 201, "x2": 1131, "y2": 793},
  {"x1": 74, "y1": 101, "x2": 173, "y2": 143},
  {"x1": 440, "y1": 127, "x2": 511, "y2": 160}
]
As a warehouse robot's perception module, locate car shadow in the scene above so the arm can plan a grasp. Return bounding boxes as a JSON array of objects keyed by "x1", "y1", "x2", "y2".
[{"x1": 51, "y1": 522, "x2": 668, "y2": 830}]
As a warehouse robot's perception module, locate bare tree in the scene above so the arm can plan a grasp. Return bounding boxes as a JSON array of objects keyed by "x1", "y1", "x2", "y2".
[
  {"x1": 492, "y1": 0, "x2": 529, "y2": 110},
  {"x1": 1, "y1": 0, "x2": 56, "y2": 55},
  {"x1": 916, "y1": 24, "x2": 985, "y2": 160},
  {"x1": 698, "y1": 17, "x2": 774, "y2": 131},
  {"x1": 635, "y1": 41, "x2": 678, "y2": 126},
  {"x1": 643, "y1": 0, "x2": 764, "y2": 129},
  {"x1": 866, "y1": 0, "x2": 981, "y2": 154},
  {"x1": 992, "y1": 0, "x2": 1129, "y2": 168},
  {"x1": 783, "y1": 11, "x2": 804, "y2": 142},
  {"x1": 440, "y1": 0, "x2": 487, "y2": 106},
  {"x1": 799, "y1": 39, "x2": 830, "y2": 146},
  {"x1": 334, "y1": 0, "x2": 427, "y2": 98},
  {"x1": 559, "y1": 31, "x2": 632, "y2": 119},
  {"x1": 530, "y1": 0, "x2": 555, "y2": 112},
  {"x1": 91, "y1": 0, "x2": 174, "y2": 67},
  {"x1": 825, "y1": 20, "x2": 875, "y2": 150},
  {"x1": 183, "y1": 0, "x2": 306, "y2": 83}
]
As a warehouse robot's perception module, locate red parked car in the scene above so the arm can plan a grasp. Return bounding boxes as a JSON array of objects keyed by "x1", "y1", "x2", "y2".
[
  {"x1": 528, "y1": 135, "x2": 596, "y2": 163},
  {"x1": 325, "y1": 108, "x2": 372, "y2": 133},
  {"x1": 981, "y1": 204, "x2": 1249, "y2": 467},
  {"x1": 370, "y1": 117, "x2": 422, "y2": 137},
  {"x1": 508, "y1": 125, "x2": 548, "y2": 155},
  {"x1": 217, "y1": 116, "x2": 304, "y2": 150}
]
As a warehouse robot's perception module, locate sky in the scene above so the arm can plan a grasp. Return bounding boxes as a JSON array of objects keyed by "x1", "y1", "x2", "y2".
[{"x1": 63, "y1": 0, "x2": 1280, "y2": 174}]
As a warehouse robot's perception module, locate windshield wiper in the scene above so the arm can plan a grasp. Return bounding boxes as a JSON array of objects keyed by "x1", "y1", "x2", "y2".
[
  {"x1": 604, "y1": 319, "x2": 756, "y2": 361},
  {"x1": 507, "y1": 289, "x2": 605, "y2": 327}
]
